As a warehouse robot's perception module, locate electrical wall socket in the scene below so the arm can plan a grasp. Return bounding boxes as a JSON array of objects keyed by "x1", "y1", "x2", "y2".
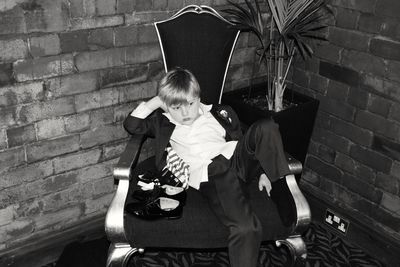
[{"x1": 324, "y1": 209, "x2": 350, "y2": 235}]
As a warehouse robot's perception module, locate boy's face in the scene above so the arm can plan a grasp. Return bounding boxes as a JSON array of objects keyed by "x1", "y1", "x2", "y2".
[{"x1": 166, "y1": 97, "x2": 201, "y2": 125}]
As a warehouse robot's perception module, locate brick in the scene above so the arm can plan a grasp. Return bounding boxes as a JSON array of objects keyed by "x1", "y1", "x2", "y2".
[
  {"x1": 320, "y1": 97, "x2": 355, "y2": 121},
  {"x1": 0, "y1": 39, "x2": 28, "y2": 62},
  {"x1": 355, "y1": 110, "x2": 400, "y2": 140},
  {"x1": 329, "y1": 27, "x2": 369, "y2": 52},
  {"x1": 382, "y1": 79, "x2": 400, "y2": 103},
  {"x1": 29, "y1": 34, "x2": 60, "y2": 57},
  {"x1": 0, "y1": 160, "x2": 53, "y2": 188},
  {"x1": 292, "y1": 69, "x2": 309, "y2": 88},
  {"x1": 348, "y1": 87, "x2": 369, "y2": 109},
  {"x1": 75, "y1": 48, "x2": 125, "y2": 72},
  {"x1": 125, "y1": 11, "x2": 170, "y2": 25},
  {"x1": 380, "y1": 17, "x2": 400, "y2": 41},
  {"x1": 93, "y1": 176, "x2": 114, "y2": 196},
  {"x1": 342, "y1": 173, "x2": 382, "y2": 203},
  {"x1": 153, "y1": 0, "x2": 168, "y2": 10},
  {"x1": 0, "y1": 129, "x2": 6, "y2": 150},
  {"x1": 335, "y1": 152, "x2": 356, "y2": 174},
  {"x1": 116, "y1": 0, "x2": 135, "y2": 13},
  {"x1": 370, "y1": 37, "x2": 400, "y2": 61},
  {"x1": 0, "y1": 63, "x2": 14, "y2": 86},
  {"x1": 168, "y1": 0, "x2": 184, "y2": 10},
  {"x1": 7, "y1": 124, "x2": 36, "y2": 147},
  {"x1": 53, "y1": 149, "x2": 102, "y2": 174},
  {"x1": 376, "y1": 173, "x2": 399, "y2": 195},
  {"x1": 76, "y1": 161, "x2": 113, "y2": 183},
  {"x1": 335, "y1": 7, "x2": 359, "y2": 30},
  {"x1": 301, "y1": 168, "x2": 321, "y2": 187},
  {"x1": 99, "y1": 65, "x2": 148, "y2": 88},
  {"x1": 319, "y1": 61, "x2": 359, "y2": 87},
  {"x1": 0, "y1": 82, "x2": 44, "y2": 107},
  {"x1": 373, "y1": 136, "x2": 400, "y2": 161},
  {"x1": 0, "y1": 205, "x2": 16, "y2": 227},
  {"x1": 368, "y1": 95, "x2": 391, "y2": 117},
  {"x1": 326, "y1": 80, "x2": 349, "y2": 101},
  {"x1": 64, "y1": 113, "x2": 90, "y2": 133},
  {"x1": 376, "y1": 0, "x2": 400, "y2": 19},
  {"x1": 370, "y1": 205, "x2": 400, "y2": 231},
  {"x1": 341, "y1": 50, "x2": 386, "y2": 77},
  {"x1": 103, "y1": 141, "x2": 126, "y2": 160},
  {"x1": 68, "y1": 0, "x2": 85, "y2": 17},
  {"x1": 358, "y1": 13, "x2": 382, "y2": 34},
  {"x1": 88, "y1": 28, "x2": 114, "y2": 50},
  {"x1": 317, "y1": 144, "x2": 336, "y2": 163},
  {"x1": 125, "y1": 44, "x2": 162, "y2": 65},
  {"x1": 0, "y1": 147, "x2": 25, "y2": 170},
  {"x1": 0, "y1": 106, "x2": 17, "y2": 127},
  {"x1": 23, "y1": 0, "x2": 68, "y2": 33},
  {"x1": 313, "y1": 127, "x2": 350, "y2": 154},
  {"x1": 389, "y1": 104, "x2": 400, "y2": 123},
  {"x1": 36, "y1": 118, "x2": 66, "y2": 140},
  {"x1": 89, "y1": 107, "x2": 114, "y2": 127},
  {"x1": 69, "y1": 15, "x2": 124, "y2": 31},
  {"x1": 0, "y1": 6, "x2": 26, "y2": 35},
  {"x1": 43, "y1": 171, "x2": 79, "y2": 192},
  {"x1": 18, "y1": 97, "x2": 75, "y2": 124},
  {"x1": 306, "y1": 155, "x2": 343, "y2": 182},
  {"x1": 96, "y1": 0, "x2": 116, "y2": 15},
  {"x1": 329, "y1": 116, "x2": 373, "y2": 147},
  {"x1": 330, "y1": 0, "x2": 376, "y2": 13},
  {"x1": 60, "y1": 31, "x2": 89, "y2": 53},
  {"x1": 350, "y1": 145, "x2": 393, "y2": 173},
  {"x1": 47, "y1": 72, "x2": 99, "y2": 97},
  {"x1": 138, "y1": 25, "x2": 158, "y2": 44},
  {"x1": 85, "y1": 193, "x2": 113, "y2": 215},
  {"x1": 13, "y1": 54, "x2": 75, "y2": 82},
  {"x1": 387, "y1": 60, "x2": 400, "y2": 83},
  {"x1": 4, "y1": 219, "x2": 34, "y2": 240},
  {"x1": 80, "y1": 124, "x2": 127, "y2": 148},
  {"x1": 135, "y1": 0, "x2": 152, "y2": 11},
  {"x1": 354, "y1": 163, "x2": 376, "y2": 185},
  {"x1": 34, "y1": 205, "x2": 82, "y2": 230},
  {"x1": 119, "y1": 81, "x2": 158, "y2": 103},
  {"x1": 75, "y1": 87, "x2": 119, "y2": 112},
  {"x1": 26, "y1": 135, "x2": 80, "y2": 162},
  {"x1": 114, "y1": 25, "x2": 138, "y2": 47},
  {"x1": 381, "y1": 192, "x2": 400, "y2": 215}
]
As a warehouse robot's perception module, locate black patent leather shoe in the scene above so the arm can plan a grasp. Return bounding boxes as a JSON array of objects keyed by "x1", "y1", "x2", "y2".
[
  {"x1": 270, "y1": 177, "x2": 296, "y2": 227},
  {"x1": 132, "y1": 185, "x2": 187, "y2": 205},
  {"x1": 126, "y1": 196, "x2": 183, "y2": 220}
]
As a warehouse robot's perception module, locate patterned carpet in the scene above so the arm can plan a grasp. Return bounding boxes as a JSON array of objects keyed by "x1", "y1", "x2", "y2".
[{"x1": 128, "y1": 223, "x2": 385, "y2": 267}]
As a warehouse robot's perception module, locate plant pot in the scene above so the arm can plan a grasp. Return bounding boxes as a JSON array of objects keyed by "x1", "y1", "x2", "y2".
[{"x1": 222, "y1": 83, "x2": 319, "y2": 166}]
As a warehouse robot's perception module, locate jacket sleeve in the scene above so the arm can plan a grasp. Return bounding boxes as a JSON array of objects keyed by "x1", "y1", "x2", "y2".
[{"x1": 123, "y1": 109, "x2": 161, "y2": 138}]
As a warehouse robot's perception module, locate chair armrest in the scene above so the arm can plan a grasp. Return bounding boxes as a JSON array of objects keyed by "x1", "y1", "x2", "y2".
[
  {"x1": 105, "y1": 134, "x2": 146, "y2": 244},
  {"x1": 286, "y1": 153, "x2": 302, "y2": 175}
]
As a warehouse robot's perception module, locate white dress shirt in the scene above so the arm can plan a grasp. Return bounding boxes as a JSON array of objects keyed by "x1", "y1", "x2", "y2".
[{"x1": 131, "y1": 102, "x2": 238, "y2": 189}]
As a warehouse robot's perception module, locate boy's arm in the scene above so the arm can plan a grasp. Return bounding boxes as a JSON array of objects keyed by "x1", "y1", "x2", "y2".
[{"x1": 123, "y1": 96, "x2": 166, "y2": 136}]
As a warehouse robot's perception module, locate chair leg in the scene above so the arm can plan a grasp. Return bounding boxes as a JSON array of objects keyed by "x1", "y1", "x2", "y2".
[
  {"x1": 276, "y1": 235, "x2": 307, "y2": 267},
  {"x1": 106, "y1": 243, "x2": 144, "y2": 267}
]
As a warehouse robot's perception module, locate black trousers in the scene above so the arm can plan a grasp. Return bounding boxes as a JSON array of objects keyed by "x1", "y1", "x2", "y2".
[{"x1": 199, "y1": 119, "x2": 290, "y2": 267}]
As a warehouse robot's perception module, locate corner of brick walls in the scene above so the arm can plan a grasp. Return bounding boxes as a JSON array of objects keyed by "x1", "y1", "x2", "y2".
[
  {"x1": 291, "y1": 0, "x2": 400, "y2": 243},
  {"x1": 0, "y1": 0, "x2": 255, "y2": 252}
]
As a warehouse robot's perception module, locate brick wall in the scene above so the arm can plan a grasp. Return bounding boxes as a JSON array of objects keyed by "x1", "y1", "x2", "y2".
[
  {"x1": 292, "y1": 0, "x2": 400, "y2": 243},
  {"x1": 0, "y1": 0, "x2": 254, "y2": 252}
]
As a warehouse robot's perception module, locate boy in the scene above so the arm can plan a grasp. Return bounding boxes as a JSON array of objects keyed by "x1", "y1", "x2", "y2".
[{"x1": 124, "y1": 67, "x2": 293, "y2": 267}]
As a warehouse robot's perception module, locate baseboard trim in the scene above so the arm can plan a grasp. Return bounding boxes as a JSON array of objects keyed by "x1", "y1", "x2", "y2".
[
  {"x1": 304, "y1": 190, "x2": 400, "y2": 267},
  {"x1": 0, "y1": 214, "x2": 106, "y2": 267}
]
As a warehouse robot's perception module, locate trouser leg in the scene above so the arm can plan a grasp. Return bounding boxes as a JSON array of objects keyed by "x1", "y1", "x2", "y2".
[
  {"x1": 200, "y1": 168, "x2": 262, "y2": 267},
  {"x1": 232, "y1": 119, "x2": 290, "y2": 183}
]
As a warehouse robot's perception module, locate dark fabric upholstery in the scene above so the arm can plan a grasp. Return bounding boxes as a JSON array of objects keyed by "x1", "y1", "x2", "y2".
[
  {"x1": 125, "y1": 157, "x2": 290, "y2": 249},
  {"x1": 156, "y1": 12, "x2": 238, "y2": 105}
]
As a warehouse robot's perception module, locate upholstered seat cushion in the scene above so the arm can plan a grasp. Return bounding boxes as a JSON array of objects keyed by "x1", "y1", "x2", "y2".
[{"x1": 124, "y1": 157, "x2": 291, "y2": 249}]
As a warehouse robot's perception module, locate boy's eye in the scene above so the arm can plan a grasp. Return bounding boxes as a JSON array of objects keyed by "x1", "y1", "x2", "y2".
[{"x1": 172, "y1": 106, "x2": 180, "y2": 110}]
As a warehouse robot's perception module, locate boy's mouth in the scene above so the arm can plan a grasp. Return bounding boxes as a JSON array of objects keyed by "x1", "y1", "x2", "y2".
[{"x1": 182, "y1": 118, "x2": 191, "y2": 122}]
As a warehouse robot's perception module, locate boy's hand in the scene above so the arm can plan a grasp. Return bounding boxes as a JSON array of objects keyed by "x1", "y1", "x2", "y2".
[{"x1": 258, "y1": 173, "x2": 271, "y2": 196}]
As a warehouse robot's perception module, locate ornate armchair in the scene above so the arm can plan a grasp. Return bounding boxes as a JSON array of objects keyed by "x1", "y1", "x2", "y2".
[{"x1": 105, "y1": 5, "x2": 311, "y2": 267}]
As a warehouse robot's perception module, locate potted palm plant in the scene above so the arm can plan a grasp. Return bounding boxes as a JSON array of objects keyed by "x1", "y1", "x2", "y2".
[{"x1": 222, "y1": 0, "x2": 332, "y2": 164}]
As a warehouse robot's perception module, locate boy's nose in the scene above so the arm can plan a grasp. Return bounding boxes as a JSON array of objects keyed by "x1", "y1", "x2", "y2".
[{"x1": 181, "y1": 106, "x2": 189, "y2": 116}]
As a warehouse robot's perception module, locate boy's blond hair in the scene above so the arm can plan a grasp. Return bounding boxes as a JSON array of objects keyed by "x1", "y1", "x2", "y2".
[{"x1": 158, "y1": 67, "x2": 200, "y2": 106}]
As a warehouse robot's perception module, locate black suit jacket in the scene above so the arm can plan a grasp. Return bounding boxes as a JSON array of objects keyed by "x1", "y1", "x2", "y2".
[{"x1": 123, "y1": 104, "x2": 243, "y2": 170}]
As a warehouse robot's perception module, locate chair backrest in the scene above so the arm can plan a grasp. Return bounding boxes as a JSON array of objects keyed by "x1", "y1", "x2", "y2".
[{"x1": 155, "y1": 5, "x2": 240, "y2": 104}]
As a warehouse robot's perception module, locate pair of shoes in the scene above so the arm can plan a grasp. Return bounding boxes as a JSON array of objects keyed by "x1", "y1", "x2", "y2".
[
  {"x1": 126, "y1": 170, "x2": 187, "y2": 220},
  {"x1": 270, "y1": 177, "x2": 296, "y2": 227}
]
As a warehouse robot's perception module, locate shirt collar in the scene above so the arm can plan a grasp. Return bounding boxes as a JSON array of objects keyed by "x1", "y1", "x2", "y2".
[{"x1": 163, "y1": 103, "x2": 213, "y2": 126}]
